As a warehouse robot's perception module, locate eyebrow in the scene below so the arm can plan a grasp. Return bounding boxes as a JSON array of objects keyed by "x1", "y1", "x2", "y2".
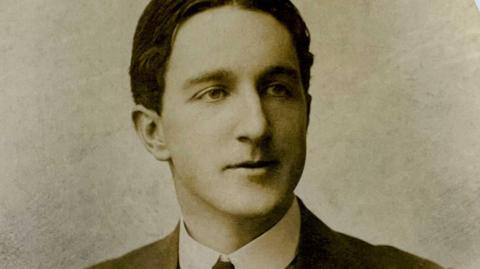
[
  {"x1": 259, "y1": 65, "x2": 301, "y2": 83},
  {"x1": 182, "y1": 65, "x2": 300, "y2": 89},
  {"x1": 183, "y1": 69, "x2": 233, "y2": 89}
]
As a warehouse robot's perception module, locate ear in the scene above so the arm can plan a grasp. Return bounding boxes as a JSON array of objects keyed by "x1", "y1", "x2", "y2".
[{"x1": 132, "y1": 105, "x2": 171, "y2": 161}]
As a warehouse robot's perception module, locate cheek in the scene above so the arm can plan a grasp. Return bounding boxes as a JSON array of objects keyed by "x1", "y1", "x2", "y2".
[
  {"x1": 181, "y1": 107, "x2": 238, "y2": 146},
  {"x1": 271, "y1": 106, "x2": 308, "y2": 161},
  {"x1": 163, "y1": 111, "x2": 229, "y2": 165},
  {"x1": 272, "y1": 105, "x2": 308, "y2": 137}
]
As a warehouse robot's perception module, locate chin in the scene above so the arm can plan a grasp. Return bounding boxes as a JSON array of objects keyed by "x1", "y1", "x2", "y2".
[{"x1": 213, "y1": 189, "x2": 293, "y2": 219}]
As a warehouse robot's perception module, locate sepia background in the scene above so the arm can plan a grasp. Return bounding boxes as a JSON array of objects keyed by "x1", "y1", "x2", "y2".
[{"x1": 1, "y1": 1, "x2": 479, "y2": 268}]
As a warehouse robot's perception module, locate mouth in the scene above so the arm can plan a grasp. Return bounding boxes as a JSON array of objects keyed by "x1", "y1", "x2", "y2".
[{"x1": 225, "y1": 160, "x2": 279, "y2": 170}]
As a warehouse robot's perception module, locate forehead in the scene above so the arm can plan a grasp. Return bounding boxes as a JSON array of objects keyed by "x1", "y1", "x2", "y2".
[{"x1": 164, "y1": 6, "x2": 300, "y2": 83}]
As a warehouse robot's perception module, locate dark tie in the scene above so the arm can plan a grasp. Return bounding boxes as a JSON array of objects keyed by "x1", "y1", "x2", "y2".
[{"x1": 212, "y1": 257, "x2": 235, "y2": 269}]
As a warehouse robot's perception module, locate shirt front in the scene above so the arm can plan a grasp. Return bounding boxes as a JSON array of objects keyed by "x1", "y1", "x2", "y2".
[{"x1": 179, "y1": 198, "x2": 301, "y2": 269}]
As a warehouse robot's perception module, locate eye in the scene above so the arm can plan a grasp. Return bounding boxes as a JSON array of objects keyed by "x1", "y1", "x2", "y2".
[
  {"x1": 196, "y1": 87, "x2": 229, "y2": 102},
  {"x1": 264, "y1": 83, "x2": 292, "y2": 98}
]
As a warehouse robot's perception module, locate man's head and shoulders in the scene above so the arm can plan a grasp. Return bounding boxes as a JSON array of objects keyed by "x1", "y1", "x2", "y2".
[{"x1": 89, "y1": 0, "x2": 444, "y2": 268}]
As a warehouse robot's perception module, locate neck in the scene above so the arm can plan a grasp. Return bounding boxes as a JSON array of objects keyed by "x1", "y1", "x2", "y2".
[{"x1": 177, "y1": 190, "x2": 294, "y2": 254}]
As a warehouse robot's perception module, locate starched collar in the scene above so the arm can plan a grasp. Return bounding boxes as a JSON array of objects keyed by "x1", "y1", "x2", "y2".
[{"x1": 179, "y1": 198, "x2": 301, "y2": 269}]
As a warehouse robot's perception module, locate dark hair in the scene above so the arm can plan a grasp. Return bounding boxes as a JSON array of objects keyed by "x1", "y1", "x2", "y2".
[{"x1": 130, "y1": 0, "x2": 314, "y2": 113}]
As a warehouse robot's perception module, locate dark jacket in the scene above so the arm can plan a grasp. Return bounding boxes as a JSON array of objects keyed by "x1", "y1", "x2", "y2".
[{"x1": 89, "y1": 200, "x2": 444, "y2": 269}]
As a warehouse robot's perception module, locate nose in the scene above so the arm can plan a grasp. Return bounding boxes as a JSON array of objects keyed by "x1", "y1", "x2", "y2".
[{"x1": 235, "y1": 89, "x2": 271, "y2": 145}]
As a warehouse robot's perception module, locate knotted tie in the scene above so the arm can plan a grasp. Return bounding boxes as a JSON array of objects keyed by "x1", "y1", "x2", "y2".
[{"x1": 212, "y1": 256, "x2": 235, "y2": 269}]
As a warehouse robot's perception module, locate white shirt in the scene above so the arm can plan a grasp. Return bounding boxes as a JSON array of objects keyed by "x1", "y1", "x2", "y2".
[{"x1": 179, "y1": 198, "x2": 301, "y2": 269}]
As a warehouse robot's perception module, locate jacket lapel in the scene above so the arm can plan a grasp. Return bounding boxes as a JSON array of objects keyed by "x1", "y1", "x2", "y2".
[
  {"x1": 157, "y1": 224, "x2": 180, "y2": 269},
  {"x1": 295, "y1": 199, "x2": 356, "y2": 269}
]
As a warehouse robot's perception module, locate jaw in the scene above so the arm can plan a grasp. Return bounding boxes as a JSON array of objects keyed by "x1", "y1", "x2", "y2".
[{"x1": 175, "y1": 179, "x2": 296, "y2": 253}]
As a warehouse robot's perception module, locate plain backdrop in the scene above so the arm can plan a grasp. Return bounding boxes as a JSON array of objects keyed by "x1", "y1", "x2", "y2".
[{"x1": 1, "y1": 1, "x2": 479, "y2": 268}]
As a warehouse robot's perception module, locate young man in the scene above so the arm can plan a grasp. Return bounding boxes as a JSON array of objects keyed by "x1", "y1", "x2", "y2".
[{"x1": 90, "y1": 0, "x2": 444, "y2": 268}]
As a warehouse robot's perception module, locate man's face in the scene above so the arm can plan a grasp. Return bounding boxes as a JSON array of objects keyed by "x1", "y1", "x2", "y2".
[{"x1": 160, "y1": 6, "x2": 310, "y2": 218}]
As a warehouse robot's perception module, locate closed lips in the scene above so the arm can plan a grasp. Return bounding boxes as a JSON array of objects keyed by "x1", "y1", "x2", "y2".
[{"x1": 226, "y1": 160, "x2": 279, "y2": 169}]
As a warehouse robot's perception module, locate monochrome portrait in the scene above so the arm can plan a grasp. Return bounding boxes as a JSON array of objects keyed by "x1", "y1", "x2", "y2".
[{"x1": 1, "y1": 1, "x2": 479, "y2": 269}]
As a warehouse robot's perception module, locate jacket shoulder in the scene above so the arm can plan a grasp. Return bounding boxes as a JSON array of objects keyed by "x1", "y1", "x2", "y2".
[
  {"x1": 297, "y1": 199, "x2": 444, "y2": 269},
  {"x1": 87, "y1": 226, "x2": 179, "y2": 269},
  {"x1": 336, "y1": 231, "x2": 444, "y2": 269}
]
